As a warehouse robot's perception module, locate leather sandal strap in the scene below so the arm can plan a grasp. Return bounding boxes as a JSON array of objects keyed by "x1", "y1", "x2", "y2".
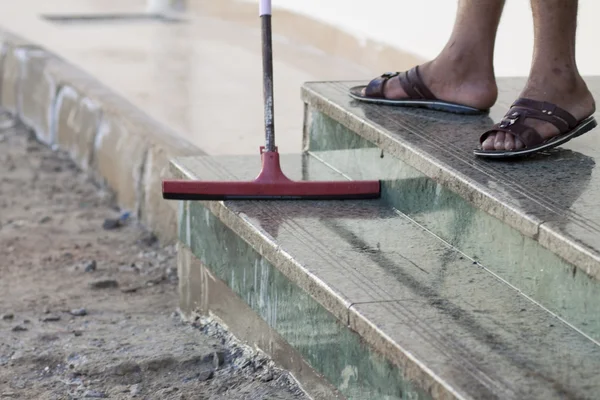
[
  {"x1": 397, "y1": 66, "x2": 436, "y2": 100},
  {"x1": 397, "y1": 71, "x2": 421, "y2": 99},
  {"x1": 507, "y1": 106, "x2": 571, "y2": 132},
  {"x1": 512, "y1": 98, "x2": 578, "y2": 128},
  {"x1": 364, "y1": 72, "x2": 399, "y2": 98}
]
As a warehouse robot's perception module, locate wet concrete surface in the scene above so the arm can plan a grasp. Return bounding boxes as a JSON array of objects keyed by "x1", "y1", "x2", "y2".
[
  {"x1": 303, "y1": 79, "x2": 600, "y2": 281},
  {"x1": 0, "y1": 0, "x2": 417, "y2": 156},
  {"x1": 171, "y1": 152, "x2": 600, "y2": 399}
]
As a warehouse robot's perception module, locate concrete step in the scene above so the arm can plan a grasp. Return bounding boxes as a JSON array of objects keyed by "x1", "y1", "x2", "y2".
[
  {"x1": 171, "y1": 151, "x2": 600, "y2": 400},
  {"x1": 301, "y1": 78, "x2": 600, "y2": 343}
]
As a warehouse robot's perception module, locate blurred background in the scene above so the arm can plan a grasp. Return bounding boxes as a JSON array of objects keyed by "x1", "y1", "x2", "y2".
[{"x1": 1, "y1": 0, "x2": 597, "y2": 155}]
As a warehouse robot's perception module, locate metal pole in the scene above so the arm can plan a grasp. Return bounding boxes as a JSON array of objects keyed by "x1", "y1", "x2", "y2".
[{"x1": 260, "y1": 0, "x2": 275, "y2": 152}]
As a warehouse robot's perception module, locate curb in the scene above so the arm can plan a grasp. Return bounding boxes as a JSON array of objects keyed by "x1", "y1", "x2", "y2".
[{"x1": 0, "y1": 29, "x2": 205, "y2": 243}]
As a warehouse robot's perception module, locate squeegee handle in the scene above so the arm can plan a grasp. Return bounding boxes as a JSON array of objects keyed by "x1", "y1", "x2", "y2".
[{"x1": 260, "y1": 0, "x2": 275, "y2": 152}]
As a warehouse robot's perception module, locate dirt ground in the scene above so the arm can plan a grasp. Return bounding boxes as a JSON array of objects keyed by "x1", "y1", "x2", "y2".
[{"x1": 0, "y1": 114, "x2": 308, "y2": 400}]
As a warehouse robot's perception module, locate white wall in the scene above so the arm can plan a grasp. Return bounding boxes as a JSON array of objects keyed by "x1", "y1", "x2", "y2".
[{"x1": 243, "y1": 0, "x2": 600, "y2": 77}]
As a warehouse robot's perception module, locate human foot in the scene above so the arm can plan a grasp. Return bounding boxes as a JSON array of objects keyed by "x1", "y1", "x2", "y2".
[
  {"x1": 353, "y1": 54, "x2": 498, "y2": 112},
  {"x1": 480, "y1": 76, "x2": 596, "y2": 152}
]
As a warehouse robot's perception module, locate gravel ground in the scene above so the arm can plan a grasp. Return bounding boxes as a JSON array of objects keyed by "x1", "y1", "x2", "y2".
[{"x1": 0, "y1": 114, "x2": 308, "y2": 400}]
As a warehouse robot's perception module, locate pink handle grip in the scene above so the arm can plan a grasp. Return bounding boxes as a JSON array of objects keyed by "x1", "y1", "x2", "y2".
[{"x1": 259, "y1": 0, "x2": 271, "y2": 16}]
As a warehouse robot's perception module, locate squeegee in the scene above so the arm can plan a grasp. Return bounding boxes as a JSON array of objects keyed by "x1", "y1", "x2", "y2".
[{"x1": 161, "y1": 0, "x2": 381, "y2": 201}]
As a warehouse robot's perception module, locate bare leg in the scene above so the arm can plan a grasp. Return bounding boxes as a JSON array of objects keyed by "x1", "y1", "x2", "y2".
[
  {"x1": 363, "y1": 0, "x2": 505, "y2": 110},
  {"x1": 482, "y1": 0, "x2": 595, "y2": 151}
]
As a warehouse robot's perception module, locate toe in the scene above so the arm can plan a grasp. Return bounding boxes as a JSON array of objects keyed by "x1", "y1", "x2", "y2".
[
  {"x1": 514, "y1": 136, "x2": 525, "y2": 149},
  {"x1": 494, "y1": 132, "x2": 506, "y2": 150},
  {"x1": 482, "y1": 134, "x2": 496, "y2": 150},
  {"x1": 384, "y1": 78, "x2": 406, "y2": 99},
  {"x1": 504, "y1": 133, "x2": 515, "y2": 151}
]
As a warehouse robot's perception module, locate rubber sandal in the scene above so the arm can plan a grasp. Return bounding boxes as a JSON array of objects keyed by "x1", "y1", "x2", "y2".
[
  {"x1": 473, "y1": 98, "x2": 597, "y2": 159},
  {"x1": 348, "y1": 66, "x2": 488, "y2": 115}
]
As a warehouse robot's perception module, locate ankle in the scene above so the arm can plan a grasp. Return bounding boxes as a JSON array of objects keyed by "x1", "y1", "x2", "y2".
[
  {"x1": 434, "y1": 46, "x2": 495, "y2": 82},
  {"x1": 529, "y1": 61, "x2": 585, "y2": 88},
  {"x1": 526, "y1": 70, "x2": 589, "y2": 98}
]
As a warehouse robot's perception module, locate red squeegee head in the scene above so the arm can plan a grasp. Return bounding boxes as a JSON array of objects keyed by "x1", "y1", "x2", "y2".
[
  {"x1": 161, "y1": 0, "x2": 381, "y2": 201},
  {"x1": 162, "y1": 147, "x2": 381, "y2": 200}
]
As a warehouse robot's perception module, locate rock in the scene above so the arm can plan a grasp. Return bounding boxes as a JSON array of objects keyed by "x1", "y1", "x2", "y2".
[
  {"x1": 41, "y1": 315, "x2": 61, "y2": 322},
  {"x1": 70, "y1": 308, "x2": 87, "y2": 317},
  {"x1": 197, "y1": 369, "x2": 214, "y2": 382},
  {"x1": 103, "y1": 211, "x2": 130, "y2": 231},
  {"x1": 260, "y1": 371, "x2": 275, "y2": 382},
  {"x1": 119, "y1": 263, "x2": 140, "y2": 273},
  {"x1": 102, "y1": 218, "x2": 121, "y2": 230},
  {"x1": 2, "y1": 313, "x2": 14, "y2": 320},
  {"x1": 130, "y1": 384, "x2": 141, "y2": 397},
  {"x1": 214, "y1": 351, "x2": 225, "y2": 367},
  {"x1": 203, "y1": 351, "x2": 225, "y2": 369},
  {"x1": 146, "y1": 356, "x2": 176, "y2": 371},
  {"x1": 158, "y1": 387, "x2": 178, "y2": 395},
  {"x1": 83, "y1": 390, "x2": 107, "y2": 398},
  {"x1": 145, "y1": 275, "x2": 164, "y2": 286},
  {"x1": 88, "y1": 279, "x2": 119, "y2": 290},
  {"x1": 113, "y1": 361, "x2": 142, "y2": 376},
  {"x1": 10, "y1": 220, "x2": 25, "y2": 228},
  {"x1": 39, "y1": 216, "x2": 51, "y2": 224},
  {"x1": 11, "y1": 325, "x2": 27, "y2": 332},
  {"x1": 0, "y1": 113, "x2": 15, "y2": 129},
  {"x1": 165, "y1": 267, "x2": 177, "y2": 282},
  {"x1": 84, "y1": 260, "x2": 97, "y2": 273},
  {"x1": 39, "y1": 334, "x2": 59, "y2": 342},
  {"x1": 120, "y1": 286, "x2": 140, "y2": 294},
  {"x1": 138, "y1": 232, "x2": 158, "y2": 247}
]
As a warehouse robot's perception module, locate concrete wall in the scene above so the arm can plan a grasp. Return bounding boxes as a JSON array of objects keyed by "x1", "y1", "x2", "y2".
[
  {"x1": 0, "y1": 30, "x2": 205, "y2": 244},
  {"x1": 243, "y1": 0, "x2": 600, "y2": 77}
]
